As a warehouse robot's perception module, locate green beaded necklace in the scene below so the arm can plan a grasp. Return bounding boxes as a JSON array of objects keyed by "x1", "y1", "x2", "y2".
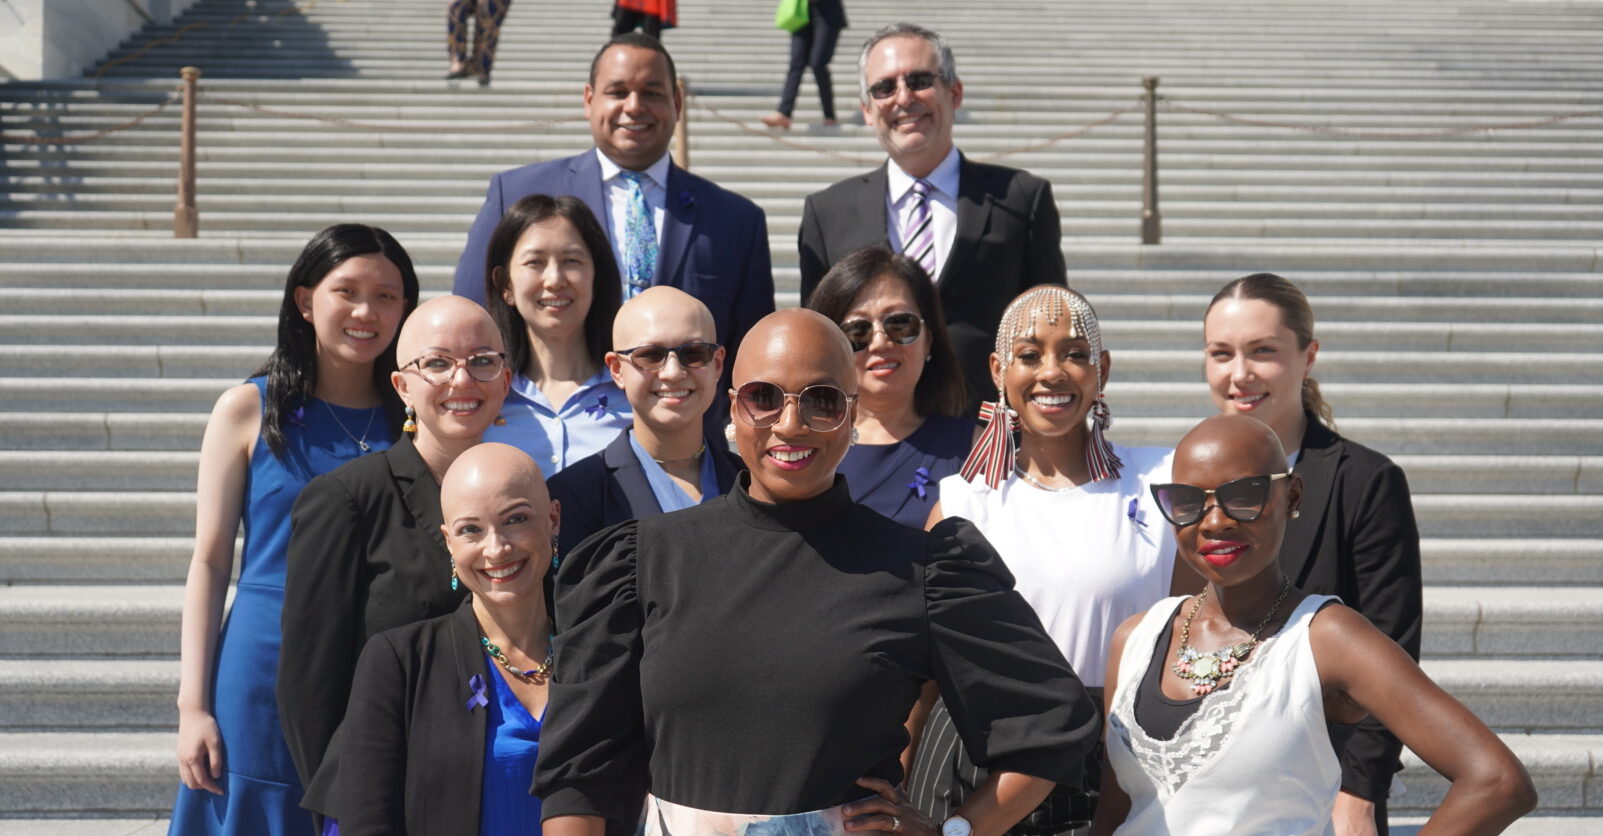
[{"x1": 481, "y1": 634, "x2": 554, "y2": 682}]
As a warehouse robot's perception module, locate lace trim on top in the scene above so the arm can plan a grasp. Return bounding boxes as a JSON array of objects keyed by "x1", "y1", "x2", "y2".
[{"x1": 1109, "y1": 628, "x2": 1286, "y2": 798}]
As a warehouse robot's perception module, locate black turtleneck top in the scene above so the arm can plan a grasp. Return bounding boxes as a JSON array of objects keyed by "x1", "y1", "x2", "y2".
[{"x1": 533, "y1": 474, "x2": 1100, "y2": 823}]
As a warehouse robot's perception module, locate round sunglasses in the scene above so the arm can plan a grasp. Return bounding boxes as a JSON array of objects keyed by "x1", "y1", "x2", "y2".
[
  {"x1": 615, "y1": 341, "x2": 720, "y2": 372},
  {"x1": 1150, "y1": 473, "x2": 1291, "y2": 527},
  {"x1": 839, "y1": 312, "x2": 923, "y2": 353},
  {"x1": 730, "y1": 381, "x2": 856, "y2": 432}
]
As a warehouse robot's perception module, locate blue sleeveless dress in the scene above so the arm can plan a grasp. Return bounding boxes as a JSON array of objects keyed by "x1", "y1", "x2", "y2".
[{"x1": 169, "y1": 377, "x2": 391, "y2": 836}]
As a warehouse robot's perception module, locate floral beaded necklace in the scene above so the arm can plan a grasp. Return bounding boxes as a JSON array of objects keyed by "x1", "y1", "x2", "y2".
[{"x1": 1171, "y1": 578, "x2": 1291, "y2": 696}]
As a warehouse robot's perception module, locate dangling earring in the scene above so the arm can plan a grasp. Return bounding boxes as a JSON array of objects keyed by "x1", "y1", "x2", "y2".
[
  {"x1": 402, "y1": 405, "x2": 417, "y2": 434},
  {"x1": 849, "y1": 426, "x2": 860, "y2": 446},
  {"x1": 494, "y1": 414, "x2": 507, "y2": 427},
  {"x1": 723, "y1": 422, "x2": 737, "y2": 445},
  {"x1": 550, "y1": 540, "x2": 561, "y2": 570},
  {"x1": 450, "y1": 560, "x2": 459, "y2": 591},
  {"x1": 958, "y1": 393, "x2": 1019, "y2": 490},
  {"x1": 1084, "y1": 392, "x2": 1124, "y2": 483}
]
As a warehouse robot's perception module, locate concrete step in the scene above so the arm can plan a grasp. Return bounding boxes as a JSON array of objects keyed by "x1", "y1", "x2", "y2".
[
  {"x1": 1423, "y1": 660, "x2": 1603, "y2": 734},
  {"x1": 0, "y1": 661, "x2": 177, "y2": 731},
  {"x1": 0, "y1": 732, "x2": 174, "y2": 816},
  {"x1": 1106, "y1": 418, "x2": 1603, "y2": 456},
  {"x1": 1425, "y1": 587, "x2": 1603, "y2": 659},
  {"x1": 0, "y1": 537, "x2": 212, "y2": 583},
  {"x1": 0, "y1": 586, "x2": 182, "y2": 657},
  {"x1": 1422, "y1": 540, "x2": 1603, "y2": 586},
  {"x1": 1395, "y1": 733, "x2": 1603, "y2": 814}
]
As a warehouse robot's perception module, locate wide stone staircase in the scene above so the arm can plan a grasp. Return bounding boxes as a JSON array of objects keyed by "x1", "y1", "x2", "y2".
[{"x1": 1, "y1": 0, "x2": 1600, "y2": 830}]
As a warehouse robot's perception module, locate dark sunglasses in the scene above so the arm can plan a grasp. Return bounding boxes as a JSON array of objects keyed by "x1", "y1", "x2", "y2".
[
  {"x1": 840, "y1": 313, "x2": 924, "y2": 353},
  {"x1": 867, "y1": 71, "x2": 939, "y2": 100},
  {"x1": 615, "y1": 342, "x2": 720, "y2": 371},
  {"x1": 1150, "y1": 473, "x2": 1291, "y2": 527},
  {"x1": 731, "y1": 381, "x2": 857, "y2": 431}
]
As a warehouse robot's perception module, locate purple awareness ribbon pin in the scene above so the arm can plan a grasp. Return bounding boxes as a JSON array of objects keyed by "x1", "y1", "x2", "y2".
[
  {"x1": 465, "y1": 674, "x2": 488, "y2": 711},
  {"x1": 908, "y1": 466, "x2": 932, "y2": 500},
  {"x1": 1127, "y1": 497, "x2": 1147, "y2": 528},
  {"x1": 585, "y1": 395, "x2": 609, "y2": 420}
]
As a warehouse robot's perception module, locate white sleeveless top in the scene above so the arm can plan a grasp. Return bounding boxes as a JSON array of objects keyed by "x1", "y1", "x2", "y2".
[{"x1": 1107, "y1": 594, "x2": 1341, "y2": 836}]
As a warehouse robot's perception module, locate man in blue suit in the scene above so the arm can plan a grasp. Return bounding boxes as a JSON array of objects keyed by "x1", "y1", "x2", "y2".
[{"x1": 454, "y1": 33, "x2": 774, "y2": 428}]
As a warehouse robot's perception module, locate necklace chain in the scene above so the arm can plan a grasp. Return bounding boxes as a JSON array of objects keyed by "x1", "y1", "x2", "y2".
[
  {"x1": 651, "y1": 441, "x2": 706, "y2": 466},
  {"x1": 321, "y1": 399, "x2": 377, "y2": 453},
  {"x1": 481, "y1": 634, "x2": 554, "y2": 682},
  {"x1": 1014, "y1": 465, "x2": 1078, "y2": 492},
  {"x1": 1172, "y1": 577, "x2": 1291, "y2": 696}
]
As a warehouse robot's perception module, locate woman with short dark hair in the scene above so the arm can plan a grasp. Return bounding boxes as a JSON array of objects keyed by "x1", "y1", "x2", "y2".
[
  {"x1": 805, "y1": 245, "x2": 971, "y2": 528},
  {"x1": 481, "y1": 194, "x2": 630, "y2": 475}
]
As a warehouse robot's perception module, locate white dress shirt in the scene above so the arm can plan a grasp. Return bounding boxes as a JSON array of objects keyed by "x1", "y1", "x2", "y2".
[
  {"x1": 596, "y1": 149, "x2": 670, "y2": 286},
  {"x1": 885, "y1": 145, "x2": 961, "y2": 282}
]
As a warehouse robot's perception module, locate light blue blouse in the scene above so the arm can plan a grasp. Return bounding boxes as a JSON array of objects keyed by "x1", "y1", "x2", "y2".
[
  {"x1": 626, "y1": 429, "x2": 723, "y2": 513},
  {"x1": 484, "y1": 370, "x2": 631, "y2": 476}
]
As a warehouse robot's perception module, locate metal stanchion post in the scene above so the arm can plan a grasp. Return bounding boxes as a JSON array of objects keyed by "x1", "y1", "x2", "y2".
[
  {"x1": 1141, "y1": 76, "x2": 1161, "y2": 245},
  {"x1": 673, "y1": 75, "x2": 691, "y2": 171},
  {"x1": 174, "y1": 66, "x2": 200, "y2": 238}
]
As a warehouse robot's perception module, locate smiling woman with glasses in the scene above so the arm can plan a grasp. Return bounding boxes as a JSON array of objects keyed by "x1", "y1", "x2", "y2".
[
  {"x1": 1091, "y1": 414, "x2": 1534, "y2": 836},
  {"x1": 534, "y1": 308, "x2": 1098, "y2": 836},
  {"x1": 481, "y1": 193, "x2": 631, "y2": 476},
  {"x1": 804, "y1": 246, "x2": 973, "y2": 528},
  {"x1": 278, "y1": 296, "x2": 513, "y2": 821}
]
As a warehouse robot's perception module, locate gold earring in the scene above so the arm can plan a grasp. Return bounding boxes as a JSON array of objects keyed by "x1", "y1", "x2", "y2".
[
  {"x1": 402, "y1": 405, "x2": 417, "y2": 434},
  {"x1": 494, "y1": 414, "x2": 507, "y2": 427}
]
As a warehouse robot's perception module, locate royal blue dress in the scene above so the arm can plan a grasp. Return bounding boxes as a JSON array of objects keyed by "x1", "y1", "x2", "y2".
[
  {"x1": 836, "y1": 414, "x2": 975, "y2": 528},
  {"x1": 169, "y1": 377, "x2": 391, "y2": 836}
]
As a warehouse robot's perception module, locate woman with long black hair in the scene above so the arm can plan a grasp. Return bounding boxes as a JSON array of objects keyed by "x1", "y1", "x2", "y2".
[{"x1": 168, "y1": 224, "x2": 418, "y2": 835}]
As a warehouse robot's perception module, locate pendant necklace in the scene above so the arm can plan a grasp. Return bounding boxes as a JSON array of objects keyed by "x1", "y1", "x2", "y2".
[
  {"x1": 322, "y1": 399, "x2": 377, "y2": 452},
  {"x1": 1172, "y1": 577, "x2": 1291, "y2": 696},
  {"x1": 482, "y1": 634, "x2": 555, "y2": 682},
  {"x1": 652, "y1": 442, "x2": 706, "y2": 466}
]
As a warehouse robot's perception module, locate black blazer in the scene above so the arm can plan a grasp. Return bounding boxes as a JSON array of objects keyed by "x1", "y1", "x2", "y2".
[
  {"x1": 548, "y1": 428, "x2": 742, "y2": 559},
  {"x1": 305, "y1": 599, "x2": 491, "y2": 835},
  {"x1": 797, "y1": 153, "x2": 1066, "y2": 403},
  {"x1": 1281, "y1": 416, "x2": 1423, "y2": 801},
  {"x1": 278, "y1": 435, "x2": 468, "y2": 789},
  {"x1": 809, "y1": 0, "x2": 847, "y2": 29}
]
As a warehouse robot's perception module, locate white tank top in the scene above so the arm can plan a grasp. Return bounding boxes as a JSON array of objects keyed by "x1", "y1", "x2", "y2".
[{"x1": 1107, "y1": 594, "x2": 1341, "y2": 836}]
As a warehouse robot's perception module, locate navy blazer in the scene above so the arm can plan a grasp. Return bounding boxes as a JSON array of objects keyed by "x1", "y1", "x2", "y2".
[
  {"x1": 548, "y1": 428, "x2": 741, "y2": 559},
  {"x1": 453, "y1": 149, "x2": 774, "y2": 366},
  {"x1": 1282, "y1": 416, "x2": 1423, "y2": 802},
  {"x1": 798, "y1": 154, "x2": 1065, "y2": 404}
]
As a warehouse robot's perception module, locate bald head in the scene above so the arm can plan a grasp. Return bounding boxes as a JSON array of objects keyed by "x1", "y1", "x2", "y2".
[
  {"x1": 612, "y1": 286, "x2": 716, "y2": 350},
  {"x1": 733, "y1": 308, "x2": 856, "y2": 390},
  {"x1": 1174, "y1": 414, "x2": 1288, "y2": 482},
  {"x1": 439, "y1": 442, "x2": 549, "y2": 524},
  {"x1": 396, "y1": 295, "x2": 503, "y2": 363}
]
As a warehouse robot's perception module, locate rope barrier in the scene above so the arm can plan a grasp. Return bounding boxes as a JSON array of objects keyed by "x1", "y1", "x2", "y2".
[
  {"x1": 686, "y1": 92, "x2": 1141, "y2": 165},
  {"x1": 0, "y1": 90, "x2": 180, "y2": 144},
  {"x1": 1159, "y1": 97, "x2": 1603, "y2": 139},
  {"x1": 197, "y1": 92, "x2": 586, "y2": 132}
]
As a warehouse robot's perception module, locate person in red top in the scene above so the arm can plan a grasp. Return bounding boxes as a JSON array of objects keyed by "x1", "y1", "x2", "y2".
[{"x1": 611, "y1": 0, "x2": 676, "y2": 39}]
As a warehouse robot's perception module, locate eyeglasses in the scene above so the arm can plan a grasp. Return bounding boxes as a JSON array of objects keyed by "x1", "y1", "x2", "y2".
[
  {"x1": 403, "y1": 351, "x2": 507, "y2": 384},
  {"x1": 840, "y1": 313, "x2": 923, "y2": 353},
  {"x1": 730, "y1": 381, "x2": 857, "y2": 431},
  {"x1": 867, "y1": 71, "x2": 939, "y2": 100},
  {"x1": 614, "y1": 342, "x2": 720, "y2": 372},
  {"x1": 1150, "y1": 473, "x2": 1292, "y2": 527}
]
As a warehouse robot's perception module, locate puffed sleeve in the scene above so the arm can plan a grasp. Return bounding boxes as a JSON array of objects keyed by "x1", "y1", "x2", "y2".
[
  {"x1": 1338, "y1": 460, "x2": 1422, "y2": 800},
  {"x1": 532, "y1": 521, "x2": 649, "y2": 826},
  {"x1": 924, "y1": 516, "x2": 1101, "y2": 788}
]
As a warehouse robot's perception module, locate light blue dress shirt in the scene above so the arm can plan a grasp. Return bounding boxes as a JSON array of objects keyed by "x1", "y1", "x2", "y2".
[
  {"x1": 626, "y1": 429, "x2": 723, "y2": 512},
  {"x1": 484, "y1": 370, "x2": 631, "y2": 476}
]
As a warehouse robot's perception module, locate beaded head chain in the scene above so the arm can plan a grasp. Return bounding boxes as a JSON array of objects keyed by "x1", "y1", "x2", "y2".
[{"x1": 958, "y1": 285, "x2": 1123, "y2": 489}]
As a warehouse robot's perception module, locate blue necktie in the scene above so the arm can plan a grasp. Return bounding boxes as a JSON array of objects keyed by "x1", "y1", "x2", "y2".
[{"x1": 618, "y1": 170, "x2": 658, "y2": 298}]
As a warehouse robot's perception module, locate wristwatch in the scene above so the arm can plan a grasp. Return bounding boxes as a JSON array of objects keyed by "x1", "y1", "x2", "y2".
[{"x1": 941, "y1": 815, "x2": 973, "y2": 836}]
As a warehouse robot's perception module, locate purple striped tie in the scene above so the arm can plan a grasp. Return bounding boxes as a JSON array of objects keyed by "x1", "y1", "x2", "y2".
[{"x1": 902, "y1": 178, "x2": 936, "y2": 278}]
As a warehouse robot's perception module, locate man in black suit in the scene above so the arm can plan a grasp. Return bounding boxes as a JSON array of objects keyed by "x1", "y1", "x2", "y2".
[
  {"x1": 798, "y1": 23, "x2": 1065, "y2": 407},
  {"x1": 548, "y1": 286, "x2": 740, "y2": 558}
]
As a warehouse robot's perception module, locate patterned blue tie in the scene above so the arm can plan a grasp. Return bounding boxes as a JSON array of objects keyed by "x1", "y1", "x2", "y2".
[{"x1": 618, "y1": 170, "x2": 657, "y2": 298}]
